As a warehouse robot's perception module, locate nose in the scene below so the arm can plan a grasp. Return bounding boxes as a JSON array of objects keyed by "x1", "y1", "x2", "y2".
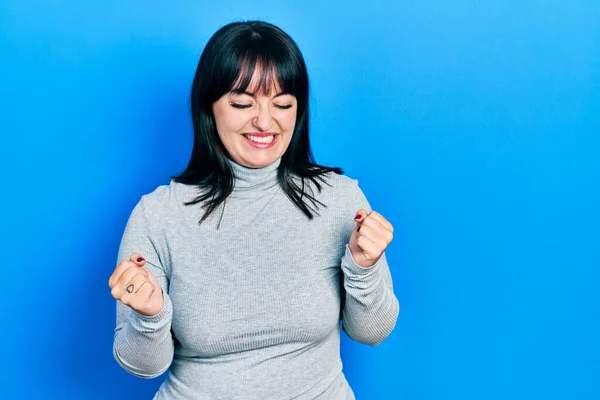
[{"x1": 252, "y1": 105, "x2": 274, "y2": 132}]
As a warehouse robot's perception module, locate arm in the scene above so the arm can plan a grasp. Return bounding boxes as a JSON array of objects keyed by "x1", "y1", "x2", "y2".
[
  {"x1": 113, "y1": 198, "x2": 175, "y2": 378},
  {"x1": 340, "y1": 182, "x2": 400, "y2": 346}
]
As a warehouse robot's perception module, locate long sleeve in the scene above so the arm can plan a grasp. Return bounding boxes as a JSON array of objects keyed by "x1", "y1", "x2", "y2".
[
  {"x1": 340, "y1": 181, "x2": 400, "y2": 346},
  {"x1": 113, "y1": 198, "x2": 175, "y2": 378}
]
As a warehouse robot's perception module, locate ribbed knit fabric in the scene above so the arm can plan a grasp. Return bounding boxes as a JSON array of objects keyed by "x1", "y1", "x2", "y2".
[{"x1": 113, "y1": 158, "x2": 400, "y2": 400}]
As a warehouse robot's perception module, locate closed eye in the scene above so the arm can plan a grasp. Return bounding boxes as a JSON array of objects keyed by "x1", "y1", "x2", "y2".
[
  {"x1": 230, "y1": 102, "x2": 293, "y2": 110},
  {"x1": 229, "y1": 103, "x2": 252, "y2": 109}
]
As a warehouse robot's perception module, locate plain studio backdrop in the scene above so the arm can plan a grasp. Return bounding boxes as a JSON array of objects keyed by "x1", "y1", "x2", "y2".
[{"x1": 0, "y1": 1, "x2": 598, "y2": 399}]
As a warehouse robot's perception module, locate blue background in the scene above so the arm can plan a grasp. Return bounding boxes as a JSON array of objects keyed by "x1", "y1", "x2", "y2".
[{"x1": 1, "y1": 1, "x2": 598, "y2": 399}]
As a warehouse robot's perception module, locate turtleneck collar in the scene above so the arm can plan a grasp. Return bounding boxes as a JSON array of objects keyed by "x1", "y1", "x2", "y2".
[{"x1": 228, "y1": 157, "x2": 281, "y2": 195}]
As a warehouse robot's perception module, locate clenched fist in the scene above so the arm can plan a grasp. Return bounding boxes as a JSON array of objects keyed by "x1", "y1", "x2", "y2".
[
  {"x1": 108, "y1": 252, "x2": 164, "y2": 316},
  {"x1": 349, "y1": 209, "x2": 394, "y2": 268}
]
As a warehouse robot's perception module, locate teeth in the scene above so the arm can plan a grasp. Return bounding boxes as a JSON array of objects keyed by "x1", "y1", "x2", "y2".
[{"x1": 246, "y1": 135, "x2": 275, "y2": 144}]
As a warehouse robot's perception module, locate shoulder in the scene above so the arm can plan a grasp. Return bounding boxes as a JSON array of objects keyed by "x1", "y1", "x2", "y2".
[
  {"x1": 311, "y1": 171, "x2": 372, "y2": 213},
  {"x1": 135, "y1": 180, "x2": 199, "y2": 218},
  {"x1": 319, "y1": 171, "x2": 359, "y2": 189},
  {"x1": 318, "y1": 171, "x2": 364, "y2": 199}
]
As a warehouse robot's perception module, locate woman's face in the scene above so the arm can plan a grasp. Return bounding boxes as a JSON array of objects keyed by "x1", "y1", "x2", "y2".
[{"x1": 212, "y1": 71, "x2": 298, "y2": 168}]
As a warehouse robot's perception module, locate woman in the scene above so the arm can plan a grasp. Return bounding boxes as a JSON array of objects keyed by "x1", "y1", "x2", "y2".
[{"x1": 109, "y1": 20, "x2": 399, "y2": 399}]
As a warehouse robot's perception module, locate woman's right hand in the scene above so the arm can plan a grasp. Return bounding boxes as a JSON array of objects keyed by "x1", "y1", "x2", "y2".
[{"x1": 108, "y1": 252, "x2": 164, "y2": 317}]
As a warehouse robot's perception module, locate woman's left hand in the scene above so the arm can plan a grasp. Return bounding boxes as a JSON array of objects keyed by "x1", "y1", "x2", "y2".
[{"x1": 348, "y1": 209, "x2": 394, "y2": 268}]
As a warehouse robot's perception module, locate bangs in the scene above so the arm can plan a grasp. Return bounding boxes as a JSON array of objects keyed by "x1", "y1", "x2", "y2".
[
  {"x1": 231, "y1": 56, "x2": 287, "y2": 96},
  {"x1": 212, "y1": 45, "x2": 301, "y2": 100}
]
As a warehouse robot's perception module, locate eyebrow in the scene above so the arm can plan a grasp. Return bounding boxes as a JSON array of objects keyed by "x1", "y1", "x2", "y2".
[{"x1": 230, "y1": 89, "x2": 290, "y2": 99}]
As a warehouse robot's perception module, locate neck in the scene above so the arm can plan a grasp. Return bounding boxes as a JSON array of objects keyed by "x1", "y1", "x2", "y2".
[{"x1": 228, "y1": 158, "x2": 281, "y2": 195}]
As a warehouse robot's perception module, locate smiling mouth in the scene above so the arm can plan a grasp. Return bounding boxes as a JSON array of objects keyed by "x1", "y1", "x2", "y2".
[{"x1": 243, "y1": 133, "x2": 278, "y2": 144}]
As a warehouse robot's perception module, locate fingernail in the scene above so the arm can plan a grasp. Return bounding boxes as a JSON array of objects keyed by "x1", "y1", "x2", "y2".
[
  {"x1": 355, "y1": 214, "x2": 362, "y2": 220},
  {"x1": 137, "y1": 257, "x2": 145, "y2": 262}
]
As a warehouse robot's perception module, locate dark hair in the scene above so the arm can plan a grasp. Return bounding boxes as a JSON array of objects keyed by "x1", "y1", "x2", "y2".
[{"x1": 172, "y1": 20, "x2": 343, "y2": 224}]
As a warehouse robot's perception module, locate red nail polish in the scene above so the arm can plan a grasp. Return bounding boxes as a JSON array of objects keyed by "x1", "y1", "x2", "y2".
[
  {"x1": 137, "y1": 257, "x2": 145, "y2": 262},
  {"x1": 355, "y1": 214, "x2": 362, "y2": 220}
]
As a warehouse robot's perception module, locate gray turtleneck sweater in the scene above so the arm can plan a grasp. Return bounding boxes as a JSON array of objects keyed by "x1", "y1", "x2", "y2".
[{"x1": 113, "y1": 158, "x2": 399, "y2": 399}]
